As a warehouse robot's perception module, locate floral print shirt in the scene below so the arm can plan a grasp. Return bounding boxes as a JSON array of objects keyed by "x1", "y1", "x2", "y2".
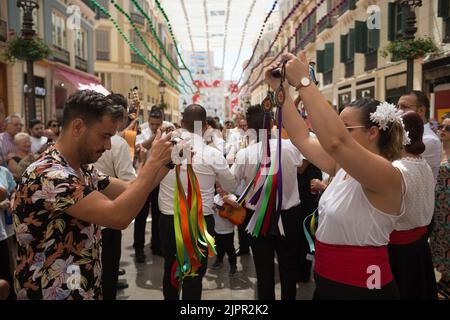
[{"x1": 12, "y1": 147, "x2": 110, "y2": 300}]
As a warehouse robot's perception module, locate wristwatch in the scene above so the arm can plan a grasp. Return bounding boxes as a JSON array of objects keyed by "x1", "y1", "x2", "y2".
[{"x1": 295, "y1": 76, "x2": 311, "y2": 91}]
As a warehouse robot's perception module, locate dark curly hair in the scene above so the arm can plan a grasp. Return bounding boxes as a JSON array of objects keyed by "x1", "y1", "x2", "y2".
[
  {"x1": 402, "y1": 111, "x2": 425, "y2": 155},
  {"x1": 62, "y1": 90, "x2": 123, "y2": 129}
]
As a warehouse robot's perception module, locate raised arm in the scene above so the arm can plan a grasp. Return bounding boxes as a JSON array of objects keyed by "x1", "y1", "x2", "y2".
[
  {"x1": 66, "y1": 131, "x2": 173, "y2": 229},
  {"x1": 264, "y1": 65, "x2": 337, "y2": 175},
  {"x1": 281, "y1": 52, "x2": 402, "y2": 196}
]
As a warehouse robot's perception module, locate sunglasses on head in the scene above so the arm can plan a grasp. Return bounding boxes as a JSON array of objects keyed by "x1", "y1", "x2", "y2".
[{"x1": 438, "y1": 124, "x2": 450, "y2": 132}]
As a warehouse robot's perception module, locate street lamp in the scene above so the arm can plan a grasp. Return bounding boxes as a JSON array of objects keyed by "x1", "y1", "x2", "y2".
[
  {"x1": 17, "y1": 0, "x2": 39, "y2": 121},
  {"x1": 400, "y1": 0, "x2": 422, "y2": 91}
]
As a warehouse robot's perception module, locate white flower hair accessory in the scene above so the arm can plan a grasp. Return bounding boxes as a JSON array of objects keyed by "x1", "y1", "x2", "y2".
[
  {"x1": 370, "y1": 102, "x2": 403, "y2": 131},
  {"x1": 370, "y1": 101, "x2": 411, "y2": 146}
]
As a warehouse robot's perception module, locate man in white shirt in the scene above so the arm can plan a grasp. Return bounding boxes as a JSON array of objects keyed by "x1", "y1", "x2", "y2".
[
  {"x1": 28, "y1": 119, "x2": 48, "y2": 154},
  {"x1": 398, "y1": 91, "x2": 442, "y2": 181},
  {"x1": 133, "y1": 106, "x2": 170, "y2": 262},
  {"x1": 230, "y1": 105, "x2": 304, "y2": 300},
  {"x1": 94, "y1": 93, "x2": 137, "y2": 300},
  {"x1": 158, "y1": 104, "x2": 236, "y2": 300}
]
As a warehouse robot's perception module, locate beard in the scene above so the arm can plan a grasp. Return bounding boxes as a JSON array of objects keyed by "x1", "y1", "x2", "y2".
[{"x1": 78, "y1": 136, "x2": 105, "y2": 165}]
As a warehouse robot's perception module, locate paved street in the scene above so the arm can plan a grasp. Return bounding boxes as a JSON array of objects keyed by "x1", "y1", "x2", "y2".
[{"x1": 116, "y1": 218, "x2": 315, "y2": 300}]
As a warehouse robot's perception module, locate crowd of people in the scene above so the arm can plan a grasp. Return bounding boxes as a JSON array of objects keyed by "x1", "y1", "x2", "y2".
[{"x1": 0, "y1": 53, "x2": 449, "y2": 300}]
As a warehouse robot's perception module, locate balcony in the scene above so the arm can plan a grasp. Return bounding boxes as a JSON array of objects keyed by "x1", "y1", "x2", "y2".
[
  {"x1": 131, "y1": 52, "x2": 145, "y2": 65},
  {"x1": 317, "y1": 16, "x2": 333, "y2": 35},
  {"x1": 52, "y1": 45, "x2": 70, "y2": 65},
  {"x1": 131, "y1": 12, "x2": 145, "y2": 26},
  {"x1": 96, "y1": 51, "x2": 110, "y2": 61},
  {"x1": 345, "y1": 60, "x2": 354, "y2": 78},
  {"x1": 75, "y1": 56, "x2": 88, "y2": 72},
  {"x1": 0, "y1": 19, "x2": 6, "y2": 42},
  {"x1": 365, "y1": 50, "x2": 378, "y2": 71}
]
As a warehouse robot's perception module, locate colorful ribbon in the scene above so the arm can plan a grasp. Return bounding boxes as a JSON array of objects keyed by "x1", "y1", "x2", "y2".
[
  {"x1": 244, "y1": 97, "x2": 284, "y2": 238},
  {"x1": 172, "y1": 162, "x2": 216, "y2": 289},
  {"x1": 303, "y1": 208, "x2": 319, "y2": 254}
]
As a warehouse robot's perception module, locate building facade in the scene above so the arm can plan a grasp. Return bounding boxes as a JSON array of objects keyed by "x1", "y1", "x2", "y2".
[
  {"x1": 3, "y1": 0, "x2": 105, "y2": 125},
  {"x1": 247, "y1": 0, "x2": 450, "y2": 120},
  {"x1": 93, "y1": 0, "x2": 180, "y2": 124}
]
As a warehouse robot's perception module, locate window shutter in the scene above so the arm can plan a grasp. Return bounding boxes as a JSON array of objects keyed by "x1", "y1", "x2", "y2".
[
  {"x1": 355, "y1": 21, "x2": 368, "y2": 53},
  {"x1": 340, "y1": 35, "x2": 347, "y2": 63},
  {"x1": 369, "y1": 28, "x2": 380, "y2": 50},
  {"x1": 317, "y1": 50, "x2": 325, "y2": 73},
  {"x1": 325, "y1": 43, "x2": 334, "y2": 72},
  {"x1": 388, "y1": 2, "x2": 395, "y2": 41},
  {"x1": 96, "y1": 30, "x2": 109, "y2": 52},
  {"x1": 438, "y1": 0, "x2": 450, "y2": 18},
  {"x1": 349, "y1": 28, "x2": 355, "y2": 60},
  {"x1": 349, "y1": 0, "x2": 357, "y2": 10}
]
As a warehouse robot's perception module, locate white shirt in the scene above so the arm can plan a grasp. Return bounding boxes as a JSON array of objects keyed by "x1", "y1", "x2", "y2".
[
  {"x1": 204, "y1": 129, "x2": 226, "y2": 155},
  {"x1": 94, "y1": 135, "x2": 137, "y2": 182},
  {"x1": 230, "y1": 139, "x2": 303, "y2": 210},
  {"x1": 392, "y1": 157, "x2": 435, "y2": 231},
  {"x1": 30, "y1": 136, "x2": 48, "y2": 154},
  {"x1": 213, "y1": 194, "x2": 235, "y2": 234},
  {"x1": 136, "y1": 121, "x2": 175, "y2": 145},
  {"x1": 226, "y1": 130, "x2": 257, "y2": 165},
  {"x1": 422, "y1": 123, "x2": 442, "y2": 181},
  {"x1": 316, "y1": 169, "x2": 404, "y2": 246},
  {"x1": 159, "y1": 131, "x2": 237, "y2": 216}
]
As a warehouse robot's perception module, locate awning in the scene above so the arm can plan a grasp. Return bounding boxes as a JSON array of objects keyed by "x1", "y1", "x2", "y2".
[{"x1": 55, "y1": 64, "x2": 110, "y2": 96}]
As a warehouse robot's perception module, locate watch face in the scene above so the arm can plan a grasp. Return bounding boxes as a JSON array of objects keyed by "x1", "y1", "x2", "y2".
[{"x1": 301, "y1": 77, "x2": 311, "y2": 86}]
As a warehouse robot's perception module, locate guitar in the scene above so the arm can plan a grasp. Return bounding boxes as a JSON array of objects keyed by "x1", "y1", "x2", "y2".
[
  {"x1": 123, "y1": 86, "x2": 141, "y2": 159},
  {"x1": 217, "y1": 200, "x2": 247, "y2": 226}
]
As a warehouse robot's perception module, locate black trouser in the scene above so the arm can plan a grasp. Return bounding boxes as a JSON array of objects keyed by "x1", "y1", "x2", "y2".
[
  {"x1": 249, "y1": 205, "x2": 302, "y2": 300},
  {"x1": 215, "y1": 232, "x2": 237, "y2": 267},
  {"x1": 159, "y1": 214, "x2": 214, "y2": 300},
  {"x1": 313, "y1": 274, "x2": 400, "y2": 300},
  {"x1": 101, "y1": 228, "x2": 122, "y2": 300},
  {"x1": 133, "y1": 186, "x2": 161, "y2": 251},
  {"x1": 0, "y1": 238, "x2": 15, "y2": 300},
  {"x1": 237, "y1": 211, "x2": 252, "y2": 253}
]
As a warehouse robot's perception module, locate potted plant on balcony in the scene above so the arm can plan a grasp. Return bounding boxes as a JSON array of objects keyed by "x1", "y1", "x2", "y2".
[
  {"x1": 381, "y1": 37, "x2": 439, "y2": 61},
  {"x1": 2, "y1": 36, "x2": 51, "y2": 63}
]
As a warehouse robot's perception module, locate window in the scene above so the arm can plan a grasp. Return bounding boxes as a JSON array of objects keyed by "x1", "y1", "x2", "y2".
[
  {"x1": 317, "y1": 43, "x2": 334, "y2": 85},
  {"x1": 339, "y1": 0, "x2": 357, "y2": 16},
  {"x1": 96, "y1": 30, "x2": 109, "y2": 60},
  {"x1": 355, "y1": 21, "x2": 380, "y2": 70},
  {"x1": 95, "y1": 72, "x2": 111, "y2": 90},
  {"x1": 52, "y1": 11, "x2": 67, "y2": 49},
  {"x1": 439, "y1": 0, "x2": 450, "y2": 42},
  {"x1": 130, "y1": 30, "x2": 145, "y2": 64},
  {"x1": 74, "y1": 29, "x2": 86, "y2": 59},
  {"x1": 94, "y1": 0, "x2": 109, "y2": 19},
  {"x1": 340, "y1": 29, "x2": 355, "y2": 77},
  {"x1": 388, "y1": 1, "x2": 406, "y2": 41}
]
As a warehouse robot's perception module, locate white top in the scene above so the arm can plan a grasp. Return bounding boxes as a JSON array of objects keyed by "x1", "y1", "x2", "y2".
[
  {"x1": 422, "y1": 123, "x2": 442, "y2": 181},
  {"x1": 316, "y1": 169, "x2": 404, "y2": 246},
  {"x1": 94, "y1": 135, "x2": 137, "y2": 182},
  {"x1": 204, "y1": 129, "x2": 226, "y2": 155},
  {"x1": 136, "y1": 121, "x2": 175, "y2": 145},
  {"x1": 392, "y1": 157, "x2": 435, "y2": 231},
  {"x1": 213, "y1": 194, "x2": 235, "y2": 234},
  {"x1": 30, "y1": 136, "x2": 48, "y2": 154},
  {"x1": 159, "y1": 131, "x2": 237, "y2": 216},
  {"x1": 230, "y1": 139, "x2": 303, "y2": 210}
]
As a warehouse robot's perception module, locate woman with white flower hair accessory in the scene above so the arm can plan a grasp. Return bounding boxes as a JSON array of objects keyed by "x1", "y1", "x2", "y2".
[
  {"x1": 388, "y1": 111, "x2": 437, "y2": 300},
  {"x1": 265, "y1": 52, "x2": 409, "y2": 300}
]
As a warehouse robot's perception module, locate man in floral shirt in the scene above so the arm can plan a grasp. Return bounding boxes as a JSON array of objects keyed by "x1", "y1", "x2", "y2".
[{"x1": 13, "y1": 90, "x2": 174, "y2": 299}]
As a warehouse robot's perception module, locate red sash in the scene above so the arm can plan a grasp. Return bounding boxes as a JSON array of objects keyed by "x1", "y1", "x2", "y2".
[
  {"x1": 389, "y1": 226, "x2": 427, "y2": 245},
  {"x1": 314, "y1": 239, "x2": 393, "y2": 288}
]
